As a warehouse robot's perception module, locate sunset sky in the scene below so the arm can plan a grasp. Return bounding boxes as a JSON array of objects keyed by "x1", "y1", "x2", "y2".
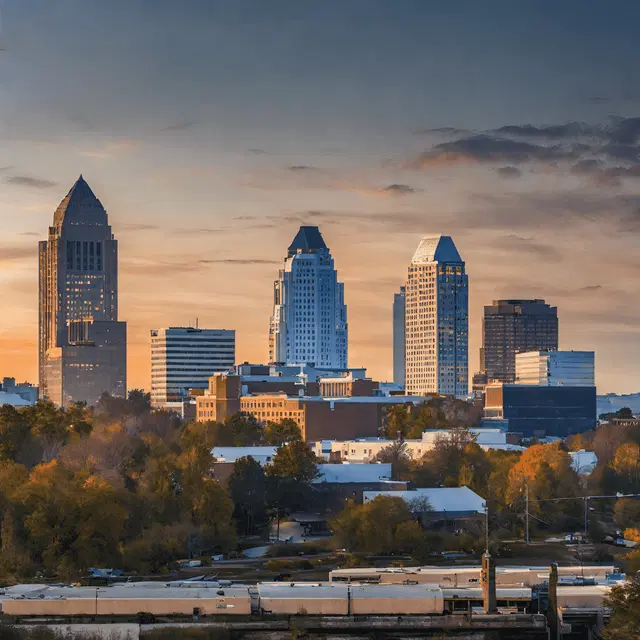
[{"x1": 1, "y1": 1, "x2": 640, "y2": 393}]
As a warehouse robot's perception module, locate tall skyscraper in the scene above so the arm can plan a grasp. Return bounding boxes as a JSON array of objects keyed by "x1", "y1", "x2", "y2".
[
  {"x1": 392, "y1": 286, "x2": 406, "y2": 387},
  {"x1": 38, "y1": 176, "x2": 126, "y2": 406},
  {"x1": 483, "y1": 299, "x2": 558, "y2": 383},
  {"x1": 269, "y1": 226, "x2": 348, "y2": 368},
  {"x1": 405, "y1": 235, "x2": 468, "y2": 398},
  {"x1": 150, "y1": 327, "x2": 235, "y2": 408}
]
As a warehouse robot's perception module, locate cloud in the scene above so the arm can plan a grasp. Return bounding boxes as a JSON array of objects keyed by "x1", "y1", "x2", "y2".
[
  {"x1": 5, "y1": 175, "x2": 57, "y2": 189},
  {"x1": 120, "y1": 223, "x2": 161, "y2": 232},
  {"x1": 0, "y1": 246, "x2": 35, "y2": 262},
  {"x1": 380, "y1": 184, "x2": 416, "y2": 195},
  {"x1": 492, "y1": 234, "x2": 562, "y2": 261},
  {"x1": 414, "y1": 135, "x2": 586, "y2": 168},
  {"x1": 493, "y1": 121, "x2": 603, "y2": 140},
  {"x1": 197, "y1": 259, "x2": 278, "y2": 265},
  {"x1": 160, "y1": 122, "x2": 194, "y2": 132},
  {"x1": 19, "y1": 232, "x2": 40, "y2": 237},
  {"x1": 579, "y1": 285, "x2": 603, "y2": 292},
  {"x1": 287, "y1": 165, "x2": 318, "y2": 171},
  {"x1": 608, "y1": 117, "x2": 640, "y2": 145},
  {"x1": 79, "y1": 139, "x2": 140, "y2": 159},
  {"x1": 496, "y1": 166, "x2": 522, "y2": 178},
  {"x1": 172, "y1": 227, "x2": 229, "y2": 236}
]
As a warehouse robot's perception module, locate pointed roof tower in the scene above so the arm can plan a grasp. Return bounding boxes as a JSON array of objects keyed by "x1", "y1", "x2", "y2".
[
  {"x1": 287, "y1": 226, "x2": 328, "y2": 257},
  {"x1": 411, "y1": 235, "x2": 463, "y2": 265},
  {"x1": 53, "y1": 175, "x2": 107, "y2": 228}
]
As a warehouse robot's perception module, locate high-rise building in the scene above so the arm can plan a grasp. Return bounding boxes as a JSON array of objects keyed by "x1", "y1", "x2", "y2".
[
  {"x1": 269, "y1": 226, "x2": 348, "y2": 368},
  {"x1": 38, "y1": 176, "x2": 126, "y2": 406},
  {"x1": 392, "y1": 286, "x2": 406, "y2": 387},
  {"x1": 405, "y1": 235, "x2": 468, "y2": 398},
  {"x1": 482, "y1": 299, "x2": 558, "y2": 383},
  {"x1": 515, "y1": 350, "x2": 595, "y2": 387},
  {"x1": 150, "y1": 327, "x2": 235, "y2": 408}
]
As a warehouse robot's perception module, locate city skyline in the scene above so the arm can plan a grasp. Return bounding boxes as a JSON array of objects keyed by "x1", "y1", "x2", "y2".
[{"x1": 2, "y1": 2, "x2": 640, "y2": 393}]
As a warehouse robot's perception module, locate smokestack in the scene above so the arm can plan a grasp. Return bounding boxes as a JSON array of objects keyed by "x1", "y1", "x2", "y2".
[
  {"x1": 481, "y1": 552, "x2": 497, "y2": 613},
  {"x1": 548, "y1": 563, "x2": 559, "y2": 639}
]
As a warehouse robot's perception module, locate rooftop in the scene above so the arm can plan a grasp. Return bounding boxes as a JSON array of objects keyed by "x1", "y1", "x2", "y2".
[
  {"x1": 288, "y1": 226, "x2": 328, "y2": 256},
  {"x1": 314, "y1": 463, "x2": 392, "y2": 484},
  {"x1": 53, "y1": 175, "x2": 108, "y2": 228},
  {"x1": 411, "y1": 235, "x2": 463, "y2": 265},
  {"x1": 363, "y1": 487, "x2": 486, "y2": 515}
]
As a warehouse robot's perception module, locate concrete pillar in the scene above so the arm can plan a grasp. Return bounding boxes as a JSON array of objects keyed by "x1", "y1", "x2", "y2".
[{"x1": 481, "y1": 552, "x2": 497, "y2": 613}]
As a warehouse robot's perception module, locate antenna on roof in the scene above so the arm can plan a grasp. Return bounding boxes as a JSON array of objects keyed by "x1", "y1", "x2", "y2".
[{"x1": 196, "y1": 317, "x2": 199, "y2": 329}]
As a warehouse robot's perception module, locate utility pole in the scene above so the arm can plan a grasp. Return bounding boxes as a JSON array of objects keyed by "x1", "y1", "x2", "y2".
[
  {"x1": 583, "y1": 496, "x2": 589, "y2": 539},
  {"x1": 525, "y1": 482, "x2": 530, "y2": 545},
  {"x1": 485, "y1": 503, "x2": 490, "y2": 554}
]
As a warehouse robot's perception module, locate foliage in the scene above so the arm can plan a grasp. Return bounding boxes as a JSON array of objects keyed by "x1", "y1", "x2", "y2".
[
  {"x1": 374, "y1": 441, "x2": 411, "y2": 480},
  {"x1": 613, "y1": 498, "x2": 640, "y2": 529},
  {"x1": 0, "y1": 393, "x2": 236, "y2": 580},
  {"x1": 603, "y1": 575, "x2": 640, "y2": 640},
  {"x1": 263, "y1": 418, "x2": 303, "y2": 445},
  {"x1": 228, "y1": 456, "x2": 268, "y2": 535},
  {"x1": 331, "y1": 496, "x2": 437, "y2": 558},
  {"x1": 382, "y1": 397, "x2": 482, "y2": 440}
]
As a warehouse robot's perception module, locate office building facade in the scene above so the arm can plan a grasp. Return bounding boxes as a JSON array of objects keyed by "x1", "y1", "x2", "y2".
[
  {"x1": 38, "y1": 176, "x2": 126, "y2": 405},
  {"x1": 393, "y1": 286, "x2": 406, "y2": 387},
  {"x1": 484, "y1": 383, "x2": 596, "y2": 438},
  {"x1": 483, "y1": 299, "x2": 558, "y2": 383},
  {"x1": 268, "y1": 226, "x2": 348, "y2": 368},
  {"x1": 405, "y1": 235, "x2": 468, "y2": 398},
  {"x1": 516, "y1": 350, "x2": 595, "y2": 387},
  {"x1": 150, "y1": 327, "x2": 235, "y2": 408}
]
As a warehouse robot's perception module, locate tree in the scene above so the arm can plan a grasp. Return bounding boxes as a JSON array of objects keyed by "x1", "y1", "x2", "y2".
[
  {"x1": 603, "y1": 574, "x2": 640, "y2": 640},
  {"x1": 612, "y1": 443, "x2": 640, "y2": 493},
  {"x1": 263, "y1": 419, "x2": 302, "y2": 445},
  {"x1": 374, "y1": 441, "x2": 411, "y2": 480},
  {"x1": 266, "y1": 442, "x2": 319, "y2": 513},
  {"x1": 614, "y1": 499, "x2": 640, "y2": 529},
  {"x1": 224, "y1": 412, "x2": 263, "y2": 446},
  {"x1": 266, "y1": 441, "x2": 319, "y2": 483},
  {"x1": 331, "y1": 496, "x2": 422, "y2": 555},
  {"x1": 228, "y1": 456, "x2": 268, "y2": 535}
]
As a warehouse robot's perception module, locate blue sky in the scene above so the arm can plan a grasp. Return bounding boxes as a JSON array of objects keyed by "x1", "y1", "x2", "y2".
[{"x1": 1, "y1": 1, "x2": 640, "y2": 391}]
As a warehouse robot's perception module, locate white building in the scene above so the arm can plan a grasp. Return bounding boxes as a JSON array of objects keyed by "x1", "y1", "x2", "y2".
[
  {"x1": 313, "y1": 428, "x2": 523, "y2": 463},
  {"x1": 150, "y1": 327, "x2": 235, "y2": 408},
  {"x1": 405, "y1": 236, "x2": 468, "y2": 398},
  {"x1": 269, "y1": 226, "x2": 348, "y2": 369},
  {"x1": 516, "y1": 350, "x2": 595, "y2": 387},
  {"x1": 393, "y1": 286, "x2": 406, "y2": 388}
]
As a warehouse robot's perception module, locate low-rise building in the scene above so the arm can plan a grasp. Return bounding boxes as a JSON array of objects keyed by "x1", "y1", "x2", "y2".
[
  {"x1": 484, "y1": 383, "x2": 597, "y2": 439},
  {"x1": 0, "y1": 378, "x2": 38, "y2": 405}
]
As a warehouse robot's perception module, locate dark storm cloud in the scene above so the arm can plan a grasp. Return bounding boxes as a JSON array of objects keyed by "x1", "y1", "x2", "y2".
[
  {"x1": 496, "y1": 166, "x2": 522, "y2": 178},
  {"x1": 608, "y1": 117, "x2": 640, "y2": 145},
  {"x1": 5, "y1": 175, "x2": 57, "y2": 189}
]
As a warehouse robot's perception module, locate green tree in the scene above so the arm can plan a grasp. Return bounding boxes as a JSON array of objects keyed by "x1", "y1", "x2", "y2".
[
  {"x1": 228, "y1": 456, "x2": 268, "y2": 535},
  {"x1": 603, "y1": 575, "x2": 640, "y2": 640},
  {"x1": 0, "y1": 405, "x2": 31, "y2": 461},
  {"x1": 263, "y1": 419, "x2": 302, "y2": 445},
  {"x1": 224, "y1": 412, "x2": 263, "y2": 446},
  {"x1": 267, "y1": 441, "x2": 319, "y2": 483},
  {"x1": 374, "y1": 441, "x2": 411, "y2": 481}
]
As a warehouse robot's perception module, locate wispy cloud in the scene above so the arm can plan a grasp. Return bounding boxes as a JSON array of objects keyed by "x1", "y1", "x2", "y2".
[{"x1": 5, "y1": 176, "x2": 57, "y2": 189}]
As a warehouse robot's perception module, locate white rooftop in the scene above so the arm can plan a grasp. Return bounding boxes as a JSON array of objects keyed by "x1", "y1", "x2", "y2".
[
  {"x1": 363, "y1": 487, "x2": 486, "y2": 515},
  {"x1": 314, "y1": 463, "x2": 392, "y2": 484},
  {"x1": 411, "y1": 235, "x2": 463, "y2": 265},
  {"x1": 211, "y1": 446, "x2": 277, "y2": 464}
]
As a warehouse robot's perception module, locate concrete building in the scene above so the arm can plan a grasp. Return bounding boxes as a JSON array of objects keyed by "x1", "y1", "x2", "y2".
[
  {"x1": 392, "y1": 286, "x2": 406, "y2": 388},
  {"x1": 38, "y1": 176, "x2": 126, "y2": 405},
  {"x1": 313, "y1": 428, "x2": 523, "y2": 463},
  {"x1": 405, "y1": 236, "x2": 468, "y2": 398},
  {"x1": 482, "y1": 300, "x2": 558, "y2": 383},
  {"x1": 150, "y1": 327, "x2": 235, "y2": 409},
  {"x1": 0, "y1": 378, "x2": 38, "y2": 404},
  {"x1": 515, "y1": 350, "x2": 595, "y2": 387},
  {"x1": 484, "y1": 383, "x2": 597, "y2": 438},
  {"x1": 268, "y1": 226, "x2": 348, "y2": 368}
]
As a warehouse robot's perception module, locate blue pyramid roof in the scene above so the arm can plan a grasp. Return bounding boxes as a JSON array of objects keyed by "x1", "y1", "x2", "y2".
[
  {"x1": 411, "y1": 235, "x2": 463, "y2": 264},
  {"x1": 53, "y1": 175, "x2": 107, "y2": 227},
  {"x1": 288, "y1": 226, "x2": 328, "y2": 256}
]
